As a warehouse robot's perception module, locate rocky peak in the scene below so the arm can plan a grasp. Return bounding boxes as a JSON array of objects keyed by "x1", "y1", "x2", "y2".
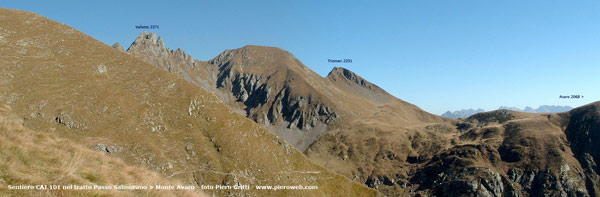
[
  {"x1": 112, "y1": 42, "x2": 125, "y2": 52},
  {"x1": 137, "y1": 31, "x2": 162, "y2": 45},
  {"x1": 128, "y1": 31, "x2": 165, "y2": 51},
  {"x1": 124, "y1": 32, "x2": 199, "y2": 73},
  {"x1": 327, "y1": 67, "x2": 383, "y2": 92}
]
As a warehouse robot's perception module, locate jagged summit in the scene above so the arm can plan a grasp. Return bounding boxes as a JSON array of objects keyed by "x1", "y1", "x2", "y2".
[
  {"x1": 131, "y1": 31, "x2": 164, "y2": 48},
  {"x1": 123, "y1": 32, "x2": 198, "y2": 75},
  {"x1": 126, "y1": 31, "x2": 192, "y2": 60}
]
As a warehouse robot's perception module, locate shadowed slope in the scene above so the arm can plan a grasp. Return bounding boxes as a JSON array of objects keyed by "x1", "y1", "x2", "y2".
[{"x1": 564, "y1": 101, "x2": 600, "y2": 196}]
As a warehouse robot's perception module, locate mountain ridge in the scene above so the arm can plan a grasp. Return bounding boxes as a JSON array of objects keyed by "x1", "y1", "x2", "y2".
[
  {"x1": 119, "y1": 32, "x2": 443, "y2": 152},
  {"x1": 113, "y1": 32, "x2": 599, "y2": 196},
  {"x1": 442, "y1": 105, "x2": 574, "y2": 119},
  {"x1": 0, "y1": 8, "x2": 379, "y2": 196}
]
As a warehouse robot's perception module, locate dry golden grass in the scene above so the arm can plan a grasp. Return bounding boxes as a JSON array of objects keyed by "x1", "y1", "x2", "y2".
[
  {"x1": 0, "y1": 105, "x2": 205, "y2": 197},
  {"x1": 0, "y1": 7, "x2": 379, "y2": 196}
]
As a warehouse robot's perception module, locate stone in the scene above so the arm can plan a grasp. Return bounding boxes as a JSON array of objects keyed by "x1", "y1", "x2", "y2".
[
  {"x1": 97, "y1": 64, "x2": 107, "y2": 74},
  {"x1": 111, "y1": 42, "x2": 125, "y2": 52},
  {"x1": 95, "y1": 143, "x2": 113, "y2": 154}
]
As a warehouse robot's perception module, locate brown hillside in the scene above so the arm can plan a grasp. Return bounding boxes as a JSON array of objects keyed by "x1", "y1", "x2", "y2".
[
  {"x1": 0, "y1": 104, "x2": 205, "y2": 197},
  {"x1": 0, "y1": 7, "x2": 378, "y2": 196}
]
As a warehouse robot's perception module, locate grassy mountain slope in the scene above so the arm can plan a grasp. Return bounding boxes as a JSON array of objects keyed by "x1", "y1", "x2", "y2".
[
  {"x1": 0, "y1": 104, "x2": 205, "y2": 197},
  {"x1": 0, "y1": 7, "x2": 378, "y2": 196}
]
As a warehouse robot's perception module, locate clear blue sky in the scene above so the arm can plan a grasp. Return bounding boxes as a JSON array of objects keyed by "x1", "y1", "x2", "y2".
[{"x1": 3, "y1": 1, "x2": 599, "y2": 114}]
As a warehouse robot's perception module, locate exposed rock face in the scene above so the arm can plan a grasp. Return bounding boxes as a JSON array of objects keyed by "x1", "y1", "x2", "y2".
[
  {"x1": 208, "y1": 47, "x2": 339, "y2": 150},
  {"x1": 411, "y1": 143, "x2": 588, "y2": 196},
  {"x1": 215, "y1": 67, "x2": 337, "y2": 131},
  {"x1": 564, "y1": 102, "x2": 600, "y2": 196}
]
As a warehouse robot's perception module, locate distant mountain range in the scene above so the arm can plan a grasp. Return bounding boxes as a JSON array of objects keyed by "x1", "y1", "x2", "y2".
[{"x1": 441, "y1": 105, "x2": 573, "y2": 119}]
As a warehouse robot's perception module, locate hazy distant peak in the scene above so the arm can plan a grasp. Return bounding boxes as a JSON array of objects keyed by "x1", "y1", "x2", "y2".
[
  {"x1": 499, "y1": 105, "x2": 573, "y2": 113},
  {"x1": 443, "y1": 105, "x2": 573, "y2": 119},
  {"x1": 441, "y1": 108, "x2": 485, "y2": 119},
  {"x1": 498, "y1": 106, "x2": 522, "y2": 111}
]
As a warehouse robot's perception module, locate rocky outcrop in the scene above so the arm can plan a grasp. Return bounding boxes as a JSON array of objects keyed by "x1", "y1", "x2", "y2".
[
  {"x1": 94, "y1": 143, "x2": 123, "y2": 154},
  {"x1": 410, "y1": 144, "x2": 589, "y2": 196},
  {"x1": 269, "y1": 87, "x2": 337, "y2": 130},
  {"x1": 506, "y1": 165, "x2": 588, "y2": 197},
  {"x1": 126, "y1": 32, "x2": 199, "y2": 73},
  {"x1": 564, "y1": 102, "x2": 600, "y2": 196},
  {"x1": 409, "y1": 144, "x2": 509, "y2": 196},
  {"x1": 112, "y1": 42, "x2": 125, "y2": 52}
]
